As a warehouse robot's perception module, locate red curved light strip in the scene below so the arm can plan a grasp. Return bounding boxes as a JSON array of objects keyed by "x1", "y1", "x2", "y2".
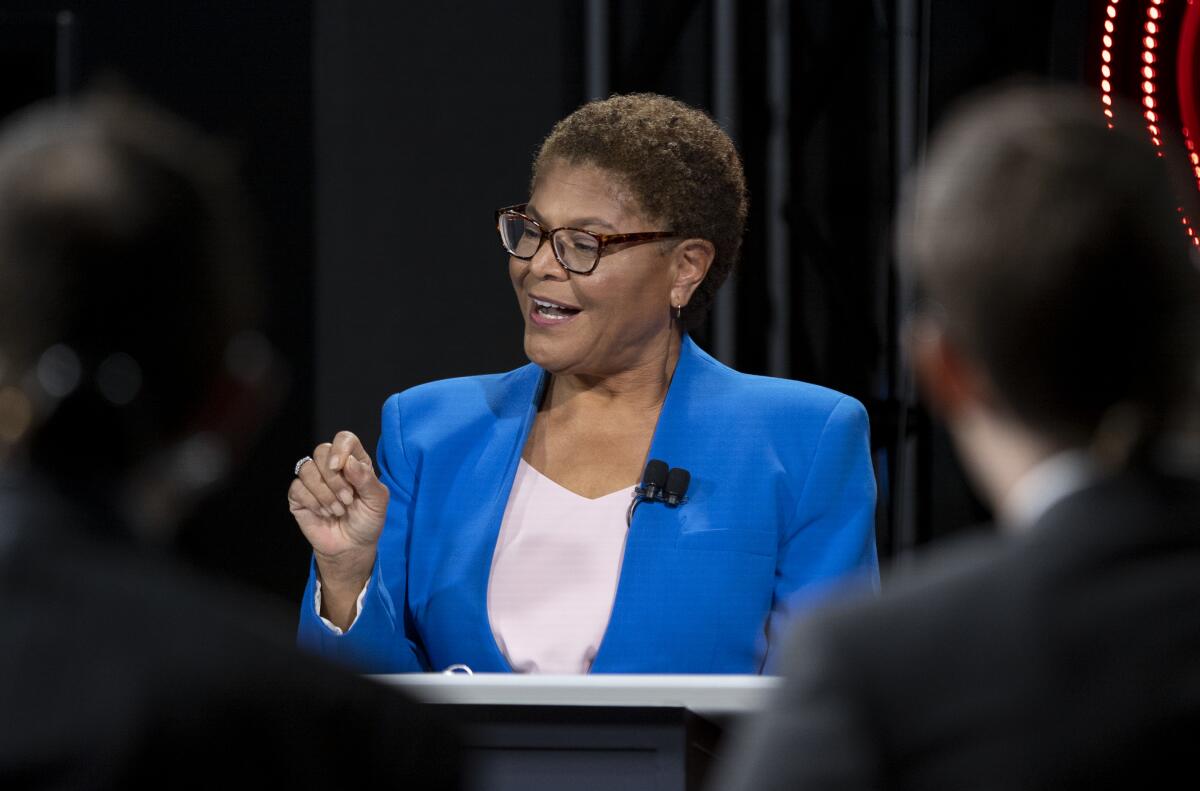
[
  {"x1": 1177, "y1": 0, "x2": 1200, "y2": 179},
  {"x1": 1142, "y1": 1, "x2": 1164, "y2": 152},
  {"x1": 1177, "y1": 0, "x2": 1200, "y2": 245},
  {"x1": 1097, "y1": 0, "x2": 1200, "y2": 248},
  {"x1": 1102, "y1": 1, "x2": 1121, "y2": 125}
]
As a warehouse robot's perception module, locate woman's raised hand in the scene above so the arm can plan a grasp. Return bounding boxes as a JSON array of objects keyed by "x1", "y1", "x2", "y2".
[{"x1": 288, "y1": 430, "x2": 389, "y2": 571}]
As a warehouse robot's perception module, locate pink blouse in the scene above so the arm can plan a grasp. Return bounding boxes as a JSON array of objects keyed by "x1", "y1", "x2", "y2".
[{"x1": 486, "y1": 459, "x2": 635, "y2": 674}]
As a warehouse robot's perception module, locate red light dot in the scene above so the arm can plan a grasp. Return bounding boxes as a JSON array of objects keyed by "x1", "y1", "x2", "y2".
[
  {"x1": 1105, "y1": 109, "x2": 1115, "y2": 118},
  {"x1": 1104, "y1": 94, "x2": 1114, "y2": 106},
  {"x1": 1103, "y1": 64, "x2": 1113, "y2": 78},
  {"x1": 1150, "y1": 125, "x2": 1160, "y2": 135},
  {"x1": 1106, "y1": 19, "x2": 1115, "y2": 33},
  {"x1": 1193, "y1": 165, "x2": 1200, "y2": 177},
  {"x1": 1145, "y1": 36, "x2": 1157, "y2": 48},
  {"x1": 1104, "y1": 34, "x2": 1114, "y2": 47},
  {"x1": 1104, "y1": 50, "x2": 1113, "y2": 62},
  {"x1": 1144, "y1": 66, "x2": 1155, "y2": 78},
  {"x1": 1150, "y1": 6, "x2": 1161, "y2": 18},
  {"x1": 1152, "y1": 0, "x2": 1163, "y2": 5},
  {"x1": 1153, "y1": 137, "x2": 1162, "y2": 146},
  {"x1": 1108, "y1": 5, "x2": 1117, "y2": 17},
  {"x1": 1102, "y1": 80, "x2": 1112, "y2": 92},
  {"x1": 1147, "y1": 110, "x2": 1158, "y2": 122},
  {"x1": 1144, "y1": 52, "x2": 1156, "y2": 64},
  {"x1": 1147, "y1": 22, "x2": 1158, "y2": 35},
  {"x1": 1144, "y1": 96, "x2": 1156, "y2": 108},
  {"x1": 1144, "y1": 81, "x2": 1155, "y2": 93}
]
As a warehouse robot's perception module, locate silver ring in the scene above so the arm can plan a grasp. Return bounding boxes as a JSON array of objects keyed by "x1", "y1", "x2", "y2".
[{"x1": 294, "y1": 455, "x2": 313, "y2": 476}]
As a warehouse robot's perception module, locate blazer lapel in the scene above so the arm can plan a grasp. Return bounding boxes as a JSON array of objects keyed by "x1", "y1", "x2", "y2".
[{"x1": 591, "y1": 335, "x2": 715, "y2": 670}]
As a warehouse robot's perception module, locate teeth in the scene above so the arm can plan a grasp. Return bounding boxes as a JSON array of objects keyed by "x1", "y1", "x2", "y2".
[
  {"x1": 531, "y1": 297, "x2": 580, "y2": 319},
  {"x1": 531, "y1": 297, "x2": 578, "y2": 321},
  {"x1": 537, "y1": 306, "x2": 571, "y2": 320}
]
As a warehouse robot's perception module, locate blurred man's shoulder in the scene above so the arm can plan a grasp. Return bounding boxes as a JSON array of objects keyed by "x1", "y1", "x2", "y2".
[{"x1": 0, "y1": 502, "x2": 460, "y2": 788}]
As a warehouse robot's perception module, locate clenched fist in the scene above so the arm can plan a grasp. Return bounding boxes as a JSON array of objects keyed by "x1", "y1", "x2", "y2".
[{"x1": 288, "y1": 430, "x2": 388, "y2": 628}]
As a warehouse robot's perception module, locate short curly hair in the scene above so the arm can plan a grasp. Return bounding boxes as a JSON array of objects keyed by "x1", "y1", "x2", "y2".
[{"x1": 532, "y1": 93, "x2": 748, "y2": 328}]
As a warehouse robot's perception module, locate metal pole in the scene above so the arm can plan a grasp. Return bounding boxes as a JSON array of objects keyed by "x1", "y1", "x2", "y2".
[
  {"x1": 891, "y1": 0, "x2": 928, "y2": 559},
  {"x1": 586, "y1": 0, "x2": 610, "y2": 101},
  {"x1": 55, "y1": 10, "x2": 76, "y2": 99},
  {"x1": 712, "y1": 0, "x2": 739, "y2": 366},
  {"x1": 766, "y1": 0, "x2": 791, "y2": 378}
]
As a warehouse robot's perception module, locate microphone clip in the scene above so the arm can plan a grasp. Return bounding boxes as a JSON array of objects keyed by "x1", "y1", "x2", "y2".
[{"x1": 626, "y1": 459, "x2": 691, "y2": 526}]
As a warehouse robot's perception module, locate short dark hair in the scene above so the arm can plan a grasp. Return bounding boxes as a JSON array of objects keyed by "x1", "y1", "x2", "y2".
[
  {"x1": 533, "y1": 93, "x2": 748, "y2": 328},
  {"x1": 899, "y1": 83, "x2": 1200, "y2": 445},
  {"x1": 0, "y1": 91, "x2": 258, "y2": 476}
]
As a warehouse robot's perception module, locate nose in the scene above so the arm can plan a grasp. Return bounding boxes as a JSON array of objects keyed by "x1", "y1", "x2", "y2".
[{"x1": 528, "y1": 237, "x2": 568, "y2": 281}]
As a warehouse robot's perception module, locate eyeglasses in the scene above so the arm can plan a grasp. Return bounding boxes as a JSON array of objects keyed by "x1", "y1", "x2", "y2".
[{"x1": 495, "y1": 204, "x2": 678, "y2": 274}]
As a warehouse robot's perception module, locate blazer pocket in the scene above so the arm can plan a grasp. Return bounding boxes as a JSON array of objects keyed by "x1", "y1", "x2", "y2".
[{"x1": 675, "y1": 528, "x2": 777, "y2": 557}]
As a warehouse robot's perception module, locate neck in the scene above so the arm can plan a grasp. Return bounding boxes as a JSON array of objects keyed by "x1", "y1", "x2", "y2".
[
  {"x1": 545, "y1": 330, "x2": 683, "y2": 415},
  {"x1": 950, "y1": 405, "x2": 1067, "y2": 516}
]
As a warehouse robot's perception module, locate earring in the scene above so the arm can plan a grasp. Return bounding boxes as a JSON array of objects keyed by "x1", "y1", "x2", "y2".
[{"x1": 673, "y1": 304, "x2": 682, "y2": 321}]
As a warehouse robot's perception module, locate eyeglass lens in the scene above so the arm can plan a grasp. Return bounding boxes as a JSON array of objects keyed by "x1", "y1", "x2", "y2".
[
  {"x1": 498, "y1": 213, "x2": 541, "y2": 258},
  {"x1": 498, "y1": 212, "x2": 599, "y2": 272}
]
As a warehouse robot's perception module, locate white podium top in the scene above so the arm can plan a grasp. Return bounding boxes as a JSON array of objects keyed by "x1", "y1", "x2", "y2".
[{"x1": 373, "y1": 673, "x2": 779, "y2": 717}]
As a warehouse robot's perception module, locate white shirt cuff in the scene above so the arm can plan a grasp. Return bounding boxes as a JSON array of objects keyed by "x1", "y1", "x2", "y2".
[{"x1": 314, "y1": 577, "x2": 369, "y2": 635}]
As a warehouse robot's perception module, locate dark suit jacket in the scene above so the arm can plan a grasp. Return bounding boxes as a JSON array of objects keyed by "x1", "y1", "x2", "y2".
[
  {"x1": 0, "y1": 474, "x2": 461, "y2": 789},
  {"x1": 713, "y1": 468, "x2": 1200, "y2": 791}
]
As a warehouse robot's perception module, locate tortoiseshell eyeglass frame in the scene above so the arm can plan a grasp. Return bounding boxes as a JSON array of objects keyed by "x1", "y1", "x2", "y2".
[{"x1": 495, "y1": 203, "x2": 678, "y2": 274}]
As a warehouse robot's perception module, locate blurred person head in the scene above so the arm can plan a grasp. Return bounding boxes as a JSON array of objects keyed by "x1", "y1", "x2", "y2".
[
  {"x1": 0, "y1": 90, "x2": 273, "y2": 538},
  {"x1": 899, "y1": 82, "x2": 1200, "y2": 509},
  {"x1": 499, "y1": 92, "x2": 747, "y2": 377}
]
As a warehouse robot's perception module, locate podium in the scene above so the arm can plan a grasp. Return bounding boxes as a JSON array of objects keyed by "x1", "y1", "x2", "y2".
[{"x1": 378, "y1": 674, "x2": 777, "y2": 791}]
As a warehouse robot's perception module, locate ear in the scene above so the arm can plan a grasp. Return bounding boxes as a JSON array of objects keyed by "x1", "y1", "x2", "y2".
[
  {"x1": 908, "y1": 317, "x2": 990, "y2": 419},
  {"x1": 669, "y1": 238, "x2": 716, "y2": 308}
]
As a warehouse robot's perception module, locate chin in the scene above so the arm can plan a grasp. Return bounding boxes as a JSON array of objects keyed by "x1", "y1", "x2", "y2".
[
  {"x1": 523, "y1": 331, "x2": 579, "y2": 374},
  {"x1": 523, "y1": 334, "x2": 560, "y2": 371}
]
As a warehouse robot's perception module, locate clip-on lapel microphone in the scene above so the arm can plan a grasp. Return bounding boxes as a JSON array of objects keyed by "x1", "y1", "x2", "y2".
[{"x1": 626, "y1": 458, "x2": 691, "y2": 526}]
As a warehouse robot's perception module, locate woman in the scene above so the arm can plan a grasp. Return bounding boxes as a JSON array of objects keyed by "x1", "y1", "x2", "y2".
[{"x1": 290, "y1": 93, "x2": 877, "y2": 674}]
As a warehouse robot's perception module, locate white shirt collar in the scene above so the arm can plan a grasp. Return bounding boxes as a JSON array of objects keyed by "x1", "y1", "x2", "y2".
[{"x1": 1000, "y1": 449, "x2": 1099, "y2": 533}]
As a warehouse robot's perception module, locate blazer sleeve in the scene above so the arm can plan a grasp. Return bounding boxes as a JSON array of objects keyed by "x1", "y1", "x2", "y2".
[
  {"x1": 764, "y1": 395, "x2": 879, "y2": 672},
  {"x1": 296, "y1": 394, "x2": 426, "y2": 672}
]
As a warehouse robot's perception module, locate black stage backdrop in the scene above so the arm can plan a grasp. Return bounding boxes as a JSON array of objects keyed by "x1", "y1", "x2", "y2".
[
  {"x1": 0, "y1": 0, "x2": 1097, "y2": 599},
  {"x1": 0, "y1": 0, "x2": 315, "y2": 603}
]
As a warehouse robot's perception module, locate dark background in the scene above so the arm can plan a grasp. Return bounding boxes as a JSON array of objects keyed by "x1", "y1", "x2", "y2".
[{"x1": 0, "y1": 0, "x2": 1112, "y2": 603}]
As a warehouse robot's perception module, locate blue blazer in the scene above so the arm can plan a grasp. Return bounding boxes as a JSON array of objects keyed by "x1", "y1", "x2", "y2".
[{"x1": 298, "y1": 336, "x2": 878, "y2": 674}]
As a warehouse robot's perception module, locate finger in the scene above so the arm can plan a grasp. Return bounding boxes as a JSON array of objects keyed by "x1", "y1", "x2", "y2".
[
  {"x1": 313, "y1": 442, "x2": 355, "y2": 508},
  {"x1": 288, "y1": 478, "x2": 329, "y2": 519},
  {"x1": 344, "y1": 455, "x2": 389, "y2": 512},
  {"x1": 300, "y1": 446, "x2": 346, "y2": 517},
  {"x1": 328, "y1": 430, "x2": 371, "y2": 472}
]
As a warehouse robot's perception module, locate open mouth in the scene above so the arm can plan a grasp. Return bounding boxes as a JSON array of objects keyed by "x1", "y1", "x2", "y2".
[{"x1": 530, "y1": 296, "x2": 582, "y2": 323}]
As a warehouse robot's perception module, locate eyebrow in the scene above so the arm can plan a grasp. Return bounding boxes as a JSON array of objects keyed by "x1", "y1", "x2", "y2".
[{"x1": 525, "y1": 204, "x2": 618, "y2": 232}]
